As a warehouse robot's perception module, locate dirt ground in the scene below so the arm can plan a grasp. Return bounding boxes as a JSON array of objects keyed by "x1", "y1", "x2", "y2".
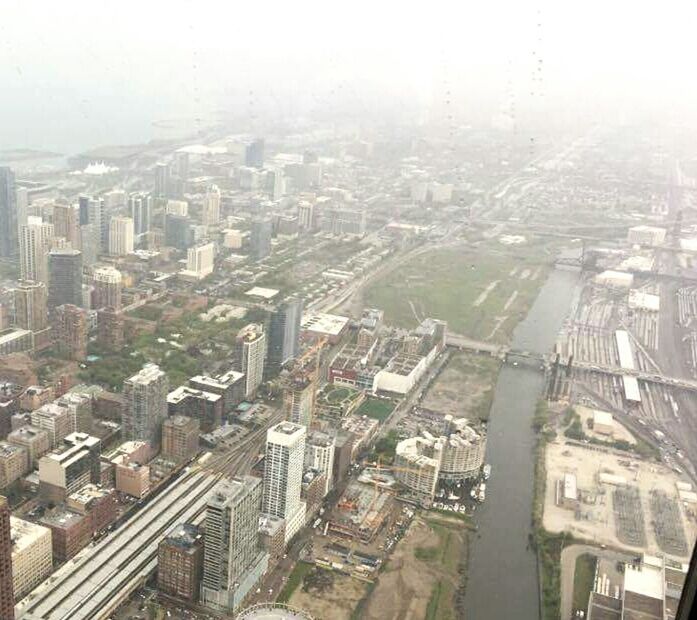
[
  {"x1": 362, "y1": 515, "x2": 465, "y2": 620},
  {"x1": 575, "y1": 405, "x2": 636, "y2": 445},
  {"x1": 544, "y1": 438, "x2": 697, "y2": 560},
  {"x1": 421, "y1": 352, "x2": 500, "y2": 420},
  {"x1": 289, "y1": 573, "x2": 369, "y2": 620}
]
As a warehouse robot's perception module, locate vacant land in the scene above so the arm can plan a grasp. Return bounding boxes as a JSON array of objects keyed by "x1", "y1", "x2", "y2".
[
  {"x1": 422, "y1": 352, "x2": 500, "y2": 420},
  {"x1": 288, "y1": 570, "x2": 370, "y2": 620},
  {"x1": 364, "y1": 242, "x2": 549, "y2": 344},
  {"x1": 362, "y1": 514, "x2": 467, "y2": 620}
]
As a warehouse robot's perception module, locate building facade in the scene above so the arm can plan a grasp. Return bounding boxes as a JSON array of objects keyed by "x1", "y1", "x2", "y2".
[{"x1": 123, "y1": 364, "x2": 169, "y2": 449}]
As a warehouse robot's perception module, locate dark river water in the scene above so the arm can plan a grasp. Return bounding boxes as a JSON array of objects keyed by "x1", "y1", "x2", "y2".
[{"x1": 464, "y1": 267, "x2": 580, "y2": 619}]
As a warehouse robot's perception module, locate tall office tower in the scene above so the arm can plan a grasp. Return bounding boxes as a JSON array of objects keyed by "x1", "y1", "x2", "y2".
[
  {"x1": 79, "y1": 223, "x2": 99, "y2": 266},
  {"x1": 202, "y1": 185, "x2": 221, "y2": 227},
  {"x1": 19, "y1": 217, "x2": 54, "y2": 283},
  {"x1": 266, "y1": 296, "x2": 303, "y2": 372},
  {"x1": 123, "y1": 364, "x2": 169, "y2": 449},
  {"x1": 0, "y1": 167, "x2": 18, "y2": 260},
  {"x1": 16, "y1": 187, "x2": 28, "y2": 232},
  {"x1": 164, "y1": 213, "x2": 194, "y2": 250},
  {"x1": 92, "y1": 266, "x2": 122, "y2": 310},
  {"x1": 166, "y1": 199, "x2": 188, "y2": 217},
  {"x1": 249, "y1": 217, "x2": 272, "y2": 261},
  {"x1": 282, "y1": 371, "x2": 315, "y2": 428},
  {"x1": 305, "y1": 431, "x2": 335, "y2": 497},
  {"x1": 96, "y1": 307, "x2": 124, "y2": 350},
  {"x1": 48, "y1": 249, "x2": 82, "y2": 311},
  {"x1": 129, "y1": 192, "x2": 152, "y2": 239},
  {"x1": 108, "y1": 217, "x2": 134, "y2": 256},
  {"x1": 85, "y1": 197, "x2": 107, "y2": 251},
  {"x1": 245, "y1": 139, "x2": 264, "y2": 169},
  {"x1": 174, "y1": 151, "x2": 190, "y2": 182},
  {"x1": 200, "y1": 476, "x2": 267, "y2": 611},
  {"x1": 263, "y1": 422, "x2": 306, "y2": 544},
  {"x1": 0, "y1": 496, "x2": 14, "y2": 620},
  {"x1": 266, "y1": 169, "x2": 285, "y2": 200},
  {"x1": 154, "y1": 162, "x2": 170, "y2": 198},
  {"x1": 234, "y1": 324, "x2": 266, "y2": 399},
  {"x1": 52, "y1": 204, "x2": 81, "y2": 248},
  {"x1": 54, "y1": 304, "x2": 88, "y2": 361},
  {"x1": 186, "y1": 243, "x2": 215, "y2": 279},
  {"x1": 161, "y1": 415, "x2": 199, "y2": 463},
  {"x1": 77, "y1": 196, "x2": 90, "y2": 226},
  {"x1": 297, "y1": 201, "x2": 316, "y2": 231},
  {"x1": 14, "y1": 281, "x2": 48, "y2": 332}
]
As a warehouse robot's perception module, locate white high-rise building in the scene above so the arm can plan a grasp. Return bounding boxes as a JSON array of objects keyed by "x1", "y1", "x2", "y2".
[
  {"x1": 92, "y1": 266, "x2": 123, "y2": 310},
  {"x1": 200, "y1": 477, "x2": 268, "y2": 611},
  {"x1": 19, "y1": 217, "x2": 54, "y2": 284},
  {"x1": 305, "y1": 431, "x2": 335, "y2": 497},
  {"x1": 235, "y1": 324, "x2": 266, "y2": 399},
  {"x1": 262, "y1": 422, "x2": 306, "y2": 544},
  {"x1": 123, "y1": 364, "x2": 169, "y2": 449},
  {"x1": 202, "y1": 185, "x2": 221, "y2": 227},
  {"x1": 108, "y1": 217, "x2": 134, "y2": 256},
  {"x1": 186, "y1": 242, "x2": 215, "y2": 279},
  {"x1": 166, "y1": 199, "x2": 189, "y2": 217}
]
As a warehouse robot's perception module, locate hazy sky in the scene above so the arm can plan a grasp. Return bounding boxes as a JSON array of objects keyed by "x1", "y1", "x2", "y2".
[{"x1": 1, "y1": 0, "x2": 696, "y2": 152}]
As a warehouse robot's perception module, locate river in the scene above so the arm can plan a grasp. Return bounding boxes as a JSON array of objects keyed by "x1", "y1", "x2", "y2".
[{"x1": 464, "y1": 267, "x2": 580, "y2": 619}]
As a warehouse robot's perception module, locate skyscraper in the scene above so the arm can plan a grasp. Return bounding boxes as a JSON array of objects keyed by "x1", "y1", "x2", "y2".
[
  {"x1": 0, "y1": 167, "x2": 18, "y2": 260},
  {"x1": 129, "y1": 193, "x2": 152, "y2": 239},
  {"x1": 165, "y1": 213, "x2": 194, "y2": 250},
  {"x1": 234, "y1": 324, "x2": 266, "y2": 399},
  {"x1": 283, "y1": 370, "x2": 315, "y2": 428},
  {"x1": 304, "y1": 431, "x2": 335, "y2": 497},
  {"x1": 48, "y1": 249, "x2": 82, "y2": 312},
  {"x1": 186, "y1": 243, "x2": 215, "y2": 279},
  {"x1": 54, "y1": 305, "x2": 88, "y2": 361},
  {"x1": 154, "y1": 162, "x2": 170, "y2": 198},
  {"x1": 108, "y1": 217, "x2": 134, "y2": 256},
  {"x1": 266, "y1": 297, "x2": 303, "y2": 372},
  {"x1": 263, "y1": 422, "x2": 306, "y2": 544},
  {"x1": 52, "y1": 204, "x2": 81, "y2": 248},
  {"x1": 245, "y1": 139, "x2": 265, "y2": 169},
  {"x1": 202, "y1": 185, "x2": 221, "y2": 228},
  {"x1": 92, "y1": 266, "x2": 122, "y2": 310},
  {"x1": 0, "y1": 496, "x2": 14, "y2": 620},
  {"x1": 14, "y1": 281, "x2": 48, "y2": 332},
  {"x1": 201, "y1": 477, "x2": 267, "y2": 611},
  {"x1": 123, "y1": 364, "x2": 169, "y2": 449},
  {"x1": 19, "y1": 217, "x2": 54, "y2": 283},
  {"x1": 249, "y1": 217, "x2": 272, "y2": 261}
]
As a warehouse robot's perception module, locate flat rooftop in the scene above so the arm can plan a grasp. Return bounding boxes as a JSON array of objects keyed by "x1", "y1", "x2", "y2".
[
  {"x1": 245, "y1": 286, "x2": 279, "y2": 299},
  {"x1": 301, "y1": 312, "x2": 350, "y2": 336}
]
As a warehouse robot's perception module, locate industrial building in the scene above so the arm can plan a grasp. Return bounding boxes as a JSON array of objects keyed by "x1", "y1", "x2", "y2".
[
  {"x1": 627, "y1": 225, "x2": 667, "y2": 247},
  {"x1": 38, "y1": 508, "x2": 91, "y2": 563},
  {"x1": 157, "y1": 523, "x2": 203, "y2": 602},
  {"x1": 10, "y1": 517, "x2": 52, "y2": 601}
]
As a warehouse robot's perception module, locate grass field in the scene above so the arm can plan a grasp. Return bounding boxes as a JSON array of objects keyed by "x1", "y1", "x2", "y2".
[
  {"x1": 325, "y1": 386, "x2": 353, "y2": 403},
  {"x1": 572, "y1": 553, "x2": 597, "y2": 612},
  {"x1": 277, "y1": 561, "x2": 314, "y2": 603},
  {"x1": 425, "y1": 579, "x2": 457, "y2": 620},
  {"x1": 364, "y1": 243, "x2": 549, "y2": 344},
  {"x1": 355, "y1": 398, "x2": 395, "y2": 421}
]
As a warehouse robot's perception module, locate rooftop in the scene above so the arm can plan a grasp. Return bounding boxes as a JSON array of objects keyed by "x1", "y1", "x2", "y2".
[
  {"x1": 245, "y1": 286, "x2": 279, "y2": 299},
  {"x1": 301, "y1": 312, "x2": 350, "y2": 336}
]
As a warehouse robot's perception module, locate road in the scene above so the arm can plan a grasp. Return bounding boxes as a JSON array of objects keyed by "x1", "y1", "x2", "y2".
[{"x1": 559, "y1": 544, "x2": 634, "y2": 620}]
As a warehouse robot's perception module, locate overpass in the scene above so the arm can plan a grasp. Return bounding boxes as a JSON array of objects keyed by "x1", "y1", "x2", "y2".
[
  {"x1": 445, "y1": 333, "x2": 545, "y2": 364},
  {"x1": 570, "y1": 359, "x2": 697, "y2": 392}
]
